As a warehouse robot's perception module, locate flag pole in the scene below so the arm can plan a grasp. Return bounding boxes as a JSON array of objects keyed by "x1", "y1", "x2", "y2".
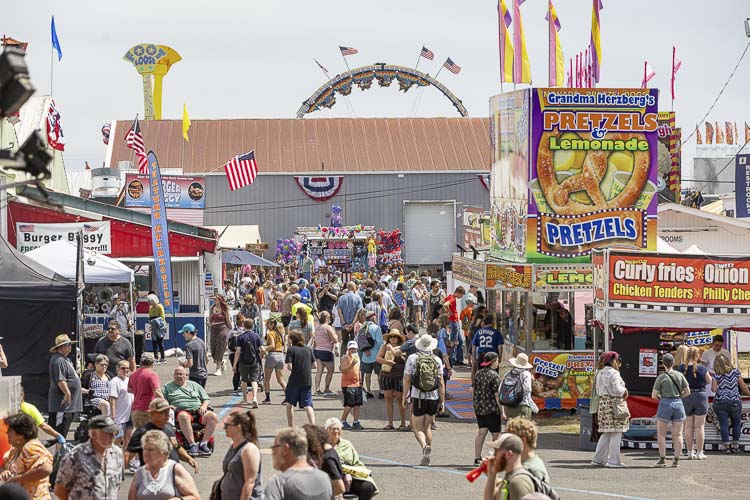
[
  {"x1": 50, "y1": 35, "x2": 54, "y2": 96},
  {"x1": 414, "y1": 46, "x2": 422, "y2": 71},
  {"x1": 338, "y1": 51, "x2": 356, "y2": 117},
  {"x1": 313, "y1": 59, "x2": 331, "y2": 81}
]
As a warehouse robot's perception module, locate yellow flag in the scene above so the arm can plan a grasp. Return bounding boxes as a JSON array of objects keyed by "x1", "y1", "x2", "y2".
[{"x1": 182, "y1": 103, "x2": 191, "y2": 142}]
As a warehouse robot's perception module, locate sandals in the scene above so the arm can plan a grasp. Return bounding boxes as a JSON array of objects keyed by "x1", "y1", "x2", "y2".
[
  {"x1": 383, "y1": 424, "x2": 395, "y2": 430},
  {"x1": 399, "y1": 424, "x2": 411, "y2": 432}
]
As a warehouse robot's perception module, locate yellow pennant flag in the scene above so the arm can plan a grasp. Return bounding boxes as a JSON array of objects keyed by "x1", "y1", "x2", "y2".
[{"x1": 182, "y1": 103, "x2": 191, "y2": 142}]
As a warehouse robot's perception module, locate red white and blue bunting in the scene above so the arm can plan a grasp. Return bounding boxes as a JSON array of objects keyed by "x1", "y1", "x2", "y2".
[
  {"x1": 294, "y1": 176, "x2": 344, "y2": 201},
  {"x1": 478, "y1": 173, "x2": 490, "y2": 190}
]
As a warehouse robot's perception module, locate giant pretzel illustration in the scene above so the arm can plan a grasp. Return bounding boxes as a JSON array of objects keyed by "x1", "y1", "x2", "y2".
[{"x1": 537, "y1": 132, "x2": 650, "y2": 215}]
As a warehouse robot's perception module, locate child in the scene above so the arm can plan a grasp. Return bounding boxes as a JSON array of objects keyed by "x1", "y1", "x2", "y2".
[
  {"x1": 434, "y1": 315, "x2": 453, "y2": 416},
  {"x1": 340, "y1": 340, "x2": 364, "y2": 430}
]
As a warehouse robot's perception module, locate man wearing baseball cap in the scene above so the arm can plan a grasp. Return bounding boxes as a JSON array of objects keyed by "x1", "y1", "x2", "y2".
[
  {"x1": 340, "y1": 340, "x2": 364, "y2": 429},
  {"x1": 473, "y1": 352, "x2": 503, "y2": 466},
  {"x1": 180, "y1": 323, "x2": 209, "y2": 388},
  {"x1": 126, "y1": 398, "x2": 198, "y2": 473},
  {"x1": 55, "y1": 415, "x2": 124, "y2": 499},
  {"x1": 484, "y1": 433, "x2": 535, "y2": 500}
]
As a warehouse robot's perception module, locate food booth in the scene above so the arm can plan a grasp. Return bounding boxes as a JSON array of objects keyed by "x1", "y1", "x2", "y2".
[
  {"x1": 456, "y1": 87, "x2": 660, "y2": 411},
  {"x1": 593, "y1": 248, "x2": 750, "y2": 450}
]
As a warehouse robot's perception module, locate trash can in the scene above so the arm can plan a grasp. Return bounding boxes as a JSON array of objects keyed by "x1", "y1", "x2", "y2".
[
  {"x1": 134, "y1": 330, "x2": 145, "y2": 365},
  {"x1": 578, "y1": 405, "x2": 597, "y2": 451}
]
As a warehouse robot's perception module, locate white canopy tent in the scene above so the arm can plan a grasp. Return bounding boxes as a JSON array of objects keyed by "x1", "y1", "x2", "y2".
[{"x1": 26, "y1": 240, "x2": 134, "y2": 283}]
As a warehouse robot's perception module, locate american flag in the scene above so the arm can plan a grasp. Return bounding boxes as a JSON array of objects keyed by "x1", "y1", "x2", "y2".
[
  {"x1": 101, "y1": 122, "x2": 111, "y2": 145},
  {"x1": 443, "y1": 57, "x2": 461, "y2": 74},
  {"x1": 18, "y1": 224, "x2": 34, "y2": 232},
  {"x1": 420, "y1": 46, "x2": 434, "y2": 60},
  {"x1": 46, "y1": 99, "x2": 65, "y2": 152},
  {"x1": 223, "y1": 150, "x2": 258, "y2": 191},
  {"x1": 125, "y1": 116, "x2": 148, "y2": 174},
  {"x1": 339, "y1": 46, "x2": 358, "y2": 56},
  {"x1": 314, "y1": 58, "x2": 330, "y2": 78}
]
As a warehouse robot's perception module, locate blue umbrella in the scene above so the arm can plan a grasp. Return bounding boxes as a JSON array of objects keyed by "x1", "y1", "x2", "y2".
[{"x1": 221, "y1": 249, "x2": 278, "y2": 267}]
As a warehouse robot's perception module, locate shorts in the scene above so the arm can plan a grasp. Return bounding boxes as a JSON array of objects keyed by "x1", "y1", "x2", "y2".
[
  {"x1": 281, "y1": 315, "x2": 292, "y2": 327},
  {"x1": 412, "y1": 305, "x2": 423, "y2": 314},
  {"x1": 239, "y1": 363, "x2": 261, "y2": 383},
  {"x1": 656, "y1": 397, "x2": 686, "y2": 422},
  {"x1": 682, "y1": 391, "x2": 708, "y2": 416},
  {"x1": 314, "y1": 349, "x2": 334, "y2": 363},
  {"x1": 265, "y1": 352, "x2": 285, "y2": 370},
  {"x1": 343, "y1": 386, "x2": 364, "y2": 407},
  {"x1": 114, "y1": 419, "x2": 133, "y2": 439},
  {"x1": 131, "y1": 410, "x2": 150, "y2": 429},
  {"x1": 476, "y1": 413, "x2": 502, "y2": 433},
  {"x1": 379, "y1": 376, "x2": 403, "y2": 393},
  {"x1": 503, "y1": 405, "x2": 532, "y2": 420},
  {"x1": 176, "y1": 409, "x2": 211, "y2": 426},
  {"x1": 189, "y1": 376, "x2": 207, "y2": 388},
  {"x1": 284, "y1": 385, "x2": 313, "y2": 409},
  {"x1": 360, "y1": 361, "x2": 381, "y2": 375},
  {"x1": 412, "y1": 398, "x2": 439, "y2": 417}
]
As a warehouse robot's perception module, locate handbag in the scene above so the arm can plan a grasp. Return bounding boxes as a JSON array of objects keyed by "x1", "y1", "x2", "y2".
[
  {"x1": 210, "y1": 441, "x2": 247, "y2": 500},
  {"x1": 612, "y1": 397, "x2": 630, "y2": 420}
]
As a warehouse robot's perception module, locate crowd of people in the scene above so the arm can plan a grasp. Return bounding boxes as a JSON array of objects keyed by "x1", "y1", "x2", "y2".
[{"x1": 0, "y1": 260, "x2": 747, "y2": 499}]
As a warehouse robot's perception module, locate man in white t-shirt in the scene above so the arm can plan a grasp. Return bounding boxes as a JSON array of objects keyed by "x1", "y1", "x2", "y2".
[
  {"x1": 403, "y1": 335, "x2": 445, "y2": 467},
  {"x1": 701, "y1": 334, "x2": 731, "y2": 396},
  {"x1": 109, "y1": 360, "x2": 133, "y2": 448}
]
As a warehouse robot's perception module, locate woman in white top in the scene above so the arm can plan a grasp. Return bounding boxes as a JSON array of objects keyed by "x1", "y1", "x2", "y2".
[
  {"x1": 591, "y1": 351, "x2": 629, "y2": 468},
  {"x1": 129, "y1": 430, "x2": 199, "y2": 500}
]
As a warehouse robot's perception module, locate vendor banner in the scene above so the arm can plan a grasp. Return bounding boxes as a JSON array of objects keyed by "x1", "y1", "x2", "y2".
[
  {"x1": 463, "y1": 206, "x2": 490, "y2": 250},
  {"x1": 489, "y1": 91, "x2": 530, "y2": 262},
  {"x1": 530, "y1": 351, "x2": 596, "y2": 408},
  {"x1": 608, "y1": 252, "x2": 750, "y2": 308},
  {"x1": 534, "y1": 265, "x2": 592, "y2": 291},
  {"x1": 146, "y1": 152, "x2": 175, "y2": 314},
  {"x1": 735, "y1": 154, "x2": 750, "y2": 218},
  {"x1": 125, "y1": 174, "x2": 205, "y2": 209},
  {"x1": 16, "y1": 221, "x2": 111, "y2": 254},
  {"x1": 528, "y1": 88, "x2": 659, "y2": 260},
  {"x1": 485, "y1": 263, "x2": 532, "y2": 290},
  {"x1": 451, "y1": 255, "x2": 485, "y2": 287}
]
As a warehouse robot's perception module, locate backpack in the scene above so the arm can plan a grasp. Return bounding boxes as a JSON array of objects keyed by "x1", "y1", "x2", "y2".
[
  {"x1": 240, "y1": 334, "x2": 259, "y2": 365},
  {"x1": 412, "y1": 352, "x2": 440, "y2": 393},
  {"x1": 499, "y1": 368, "x2": 526, "y2": 407},
  {"x1": 356, "y1": 322, "x2": 376, "y2": 351},
  {"x1": 514, "y1": 469, "x2": 560, "y2": 500}
]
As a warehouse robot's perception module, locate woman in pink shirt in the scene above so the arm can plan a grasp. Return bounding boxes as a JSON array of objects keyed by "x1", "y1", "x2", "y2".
[{"x1": 312, "y1": 311, "x2": 338, "y2": 396}]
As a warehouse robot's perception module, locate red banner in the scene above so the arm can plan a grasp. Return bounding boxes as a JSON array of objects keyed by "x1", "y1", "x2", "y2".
[{"x1": 608, "y1": 253, "x2": 750, "y2": 307}]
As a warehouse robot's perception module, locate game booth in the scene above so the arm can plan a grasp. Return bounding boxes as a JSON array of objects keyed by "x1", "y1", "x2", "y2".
[
  {"x1": 447, "y1": 87, "x2": 661, "y2": 414},
  {"x1": 593, "y1": 248, "x2": 750, "y2": 451}
]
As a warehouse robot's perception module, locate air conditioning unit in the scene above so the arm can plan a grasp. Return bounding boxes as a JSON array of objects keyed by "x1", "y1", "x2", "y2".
[
  {"x1": 117, "y1": 160, "x2": 133, "y2": 171},
  {"x1": 91, "y1": 167, "x2": 122, "y2": 197}
]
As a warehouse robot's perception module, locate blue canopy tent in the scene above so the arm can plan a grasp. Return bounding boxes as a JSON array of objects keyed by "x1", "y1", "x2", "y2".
[{"x1": 221, "y1": 249, "x2": 279, "y2": 267}]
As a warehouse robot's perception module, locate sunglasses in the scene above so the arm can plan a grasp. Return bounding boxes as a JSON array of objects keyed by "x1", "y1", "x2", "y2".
[
  {"x1": 97, "y1": 363, "x2": 108, "y2": 367},
  {"x1": 119, "y1": 367, "x2": 130, "y2": 371}
]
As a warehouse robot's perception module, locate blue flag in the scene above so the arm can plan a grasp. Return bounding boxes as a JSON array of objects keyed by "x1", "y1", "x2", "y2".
[
  {"x1": 51, "y1": 16, "x2": 62, "y2": 61},
  {"x1": 146, "y1": 151, "x2": 175, "y2": 315}
]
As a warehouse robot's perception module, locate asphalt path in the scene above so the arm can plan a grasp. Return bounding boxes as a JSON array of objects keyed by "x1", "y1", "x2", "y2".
[{"x1": 117, "y1": 358, "x2": 747, "y2": 500}]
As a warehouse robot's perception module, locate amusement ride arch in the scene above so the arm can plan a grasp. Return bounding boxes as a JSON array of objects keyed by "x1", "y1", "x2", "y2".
[{"x1": 296, "y1": 63, "x2": 468, "y2": 118}]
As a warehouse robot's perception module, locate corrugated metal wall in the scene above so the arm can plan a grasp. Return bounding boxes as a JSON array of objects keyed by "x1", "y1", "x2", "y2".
[
  {"x1": 172, "y1": 261, "x2": 201, "y2": 306},
  {"x1": 203, "y1": 172, "x2": 489, "y2": 258}
]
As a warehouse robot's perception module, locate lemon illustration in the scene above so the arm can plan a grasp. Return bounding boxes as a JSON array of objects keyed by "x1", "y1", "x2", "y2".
[
  {"x1": 553, "y1": 133, "x2": 587, "y2": 176},
  {"x1": 601, "y1": 151, "x2": 634, "y2": 200}
]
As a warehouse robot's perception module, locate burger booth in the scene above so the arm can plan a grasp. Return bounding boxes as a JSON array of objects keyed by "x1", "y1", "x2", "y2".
[{"x1": 593, "y1": 248, "x2": 750, "y2": 450}]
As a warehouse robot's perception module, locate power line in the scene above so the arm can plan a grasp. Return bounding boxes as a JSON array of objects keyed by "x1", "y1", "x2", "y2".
[
  {"x1": 695, "y1": 137, "x2": 749, "y2": 191},
  {"x1": 682, "y1": 40, "x2": 750, "y2": 146},
  {"x1": 204, "y1": 177, "x2": 478, "y2": 215},
  {"x1": 205, "y1": 176, "x2": 480, "y2": 211}
]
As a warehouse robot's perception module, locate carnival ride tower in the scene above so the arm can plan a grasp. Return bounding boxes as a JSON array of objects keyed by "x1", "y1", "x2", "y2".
[{"x1": 123, "y1": 44, "x2": 182, "y2": 120}]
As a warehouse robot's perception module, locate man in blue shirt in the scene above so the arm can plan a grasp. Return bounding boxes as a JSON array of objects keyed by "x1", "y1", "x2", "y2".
[
  {"x1": 358, "y1": 310, "x2": 384, "y2": 405},
  {"x1": 232, "y1": 319, "x2": 264, "y2": 408},
  {"x1": 471, "y1": 315, "x2": 504, "y2": 384},
  {"x1": 336, "y1": 282, "x2": 363, "y2": 345}
]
